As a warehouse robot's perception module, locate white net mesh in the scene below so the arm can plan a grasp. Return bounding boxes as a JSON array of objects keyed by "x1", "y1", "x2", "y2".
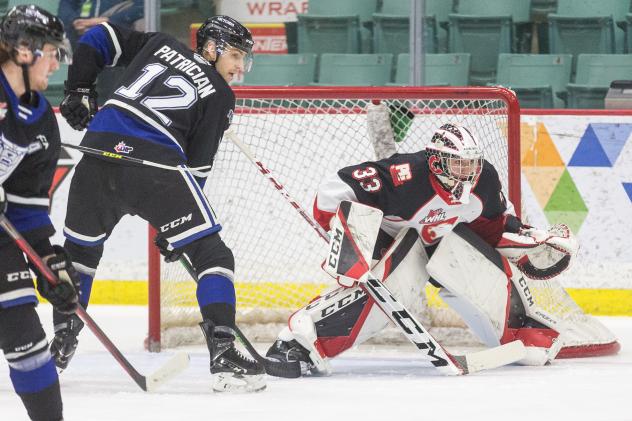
[{"x1": 154, "y1": 88, "x2": 616, "y2": 355}]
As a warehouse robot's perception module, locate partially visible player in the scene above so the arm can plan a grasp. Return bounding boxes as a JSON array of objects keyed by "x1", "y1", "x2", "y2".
[
  {"x1": 0, "y1": 5, "x2": 79, "y2": 420},
  {"x1": 266, "y1": 122, "x2": 578, "y2": 375},
  {"x1": 57, "y1": 15, "x2": 266, "y2": 392}
]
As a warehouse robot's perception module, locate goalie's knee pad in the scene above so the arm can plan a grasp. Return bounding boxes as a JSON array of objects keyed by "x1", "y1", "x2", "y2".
[
  {"x1": 281, "y1": 228, "x2": 428, "y2": 368},
  {"x1": 427, "y1": 224, "x2": 561, "y2": 366}
]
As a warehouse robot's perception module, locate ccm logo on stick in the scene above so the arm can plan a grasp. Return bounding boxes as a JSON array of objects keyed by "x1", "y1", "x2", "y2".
[{"x1": 160, "y1": 214, "x2": 193, "y2": 232}]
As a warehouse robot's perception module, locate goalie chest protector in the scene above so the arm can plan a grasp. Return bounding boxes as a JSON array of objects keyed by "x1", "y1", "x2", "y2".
[{"x1": 328, "y1": 152, "x2": 509, "y2": 246}]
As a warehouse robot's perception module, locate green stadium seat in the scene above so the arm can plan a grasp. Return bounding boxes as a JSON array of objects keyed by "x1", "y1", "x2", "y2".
[
  {"x1": 308, "y1": 0, "x2": 378, "y2": 23},
  {"x1": 297, "y1": 15, "x2": 362, "y2": 54},
  {"x1": 242, "y1": 54, "x2": 317, "y2": 86},
  {"x1": 394, "y1": 53, "x2": 470, "y2": 86},
  {"x1": 548, "y1": 14, "x2": 616, "y2": 68},
  {"x1": 455, "y1": 0, "x2": 532, "y2": 52},
  {"x1": 427, "y1": 0, "x2": 455, "y2": 52},
  {"x1": 317, "y1": 54, "x2": 393, "y2": 86},
  {"x1": 565, "y1": 54, "x2": 632, "y2": 108},
  {"x1": 300, "y1": 0, "x2": 378, "y2": 53},
  {"x1": 554, "y1": 0, "x2": 629, "y2": 52},
  {"x1": 555, "y1": 0, "x2": 629, "y2": 18},
  {"x1": 448, "y1": 14, "x2": 512, "y2": 85},
  {"x1": 373, "y1": 15, "x2": 437, "y2": 55},
  {"x1": 455, "y1": 0, "x2": 531, "y2": 23},
  {"x1": 495, "y1": 54, "x2": 572, "y2": 108},
  {"x1": 619, "y1": 13, "x2": 632, "y2": 53}
]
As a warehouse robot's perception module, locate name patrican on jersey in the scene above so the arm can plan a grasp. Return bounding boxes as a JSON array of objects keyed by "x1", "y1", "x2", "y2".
[{"x1": 153, "y1": 45, "x2": 216, "y2": 98}]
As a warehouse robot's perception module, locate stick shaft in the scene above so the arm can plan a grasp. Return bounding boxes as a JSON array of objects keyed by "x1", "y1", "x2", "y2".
[
  {"x1": 62, "y1": 143, "x2": 213, "y2": 172},
  {"x1": 0, "y1": 215, "x2": 150, "y2": 389}
]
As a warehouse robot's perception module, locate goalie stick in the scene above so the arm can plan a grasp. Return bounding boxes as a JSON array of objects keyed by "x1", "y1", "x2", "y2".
[
  {"x1": 176, "y1": 256, "x2": 302, "y2": 378},
  {"x1": 225, "y1": 129, "x2": 526, "y2": 375},
  {"x1": 0, "y1": 215, "x2": 189, "y2": 392}
]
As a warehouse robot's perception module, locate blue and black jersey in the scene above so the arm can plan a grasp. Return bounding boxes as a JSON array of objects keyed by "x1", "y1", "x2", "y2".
[
  {"x1": 0, "y1": 70, "x2": 60, "y2": 250},
  {"x1": 69, "y1": 22, "x2": 235, "y2": 171}
]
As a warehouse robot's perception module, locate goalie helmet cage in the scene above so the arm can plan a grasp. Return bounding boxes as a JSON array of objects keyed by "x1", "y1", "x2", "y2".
[{"x1": 146, "y1": 86, "x2": 619, "y2": 358}]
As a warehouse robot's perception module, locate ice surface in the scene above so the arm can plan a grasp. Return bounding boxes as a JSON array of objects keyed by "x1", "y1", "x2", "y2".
[{"x1": 1, "y1": 305, "x2": 629, "y2": 421}]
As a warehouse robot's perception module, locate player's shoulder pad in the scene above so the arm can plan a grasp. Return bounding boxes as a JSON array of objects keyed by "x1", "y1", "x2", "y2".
[{"x1": 339, "y1": 152, "x2": 424, "y2": 193}]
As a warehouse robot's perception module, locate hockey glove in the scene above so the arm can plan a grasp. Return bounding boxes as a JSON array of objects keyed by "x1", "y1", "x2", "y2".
[
  {"x1": 154, "y1": 234, "x2": 184, "y2": 263},
  {"x1": 496, "y1": 224, "x2": 579, "y2": 280},
  {"x1": 60, "y1": 83, "x2": 98, "y2": 131},
  {"x1": 0, "y1": 186, "x2": 6, "y2": 214},
  {"x1": 34, "y1": 245, "x2": 80, "y2": 314}
]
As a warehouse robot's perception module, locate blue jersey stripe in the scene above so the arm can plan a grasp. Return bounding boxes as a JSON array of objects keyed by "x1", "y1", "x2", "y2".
[
  {"x1": 0, "y1": 71, "x2": 48, "y2": 124},
  {"x1": 5, "y1": 205, "x2": 52, "y2": 234},
  {"x1": 88, "y1": 107, "x2": 186, "y2": 158},
  {"x1": 0, "y1": 295, "x2": 38, "y2": 309},
  {"x1": 79, "y1": 25, "x2": 113, "y2": 66}
]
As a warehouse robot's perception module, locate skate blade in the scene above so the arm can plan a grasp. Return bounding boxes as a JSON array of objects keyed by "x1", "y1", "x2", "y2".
[{"x1": 212, "y1": 373, "x2": 267, "y2": 393}]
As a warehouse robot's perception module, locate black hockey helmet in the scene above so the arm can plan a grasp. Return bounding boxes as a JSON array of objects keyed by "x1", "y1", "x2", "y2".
[
  {"x1": 196, "y1": 15, "x2": 254, "y2": 72},
  {"x1": 0, "y1": 4, "x2": 72, "y2": 64}
]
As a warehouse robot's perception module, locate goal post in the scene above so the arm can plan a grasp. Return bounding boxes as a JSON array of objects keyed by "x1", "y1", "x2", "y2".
[{"x1": 146, "y1": 86, "x2": 618, "y2": 358}]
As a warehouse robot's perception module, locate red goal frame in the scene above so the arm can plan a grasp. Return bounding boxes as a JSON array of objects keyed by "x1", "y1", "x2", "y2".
[{"x1": 146, "y1": 86, "x2": 522, "y2": 351}]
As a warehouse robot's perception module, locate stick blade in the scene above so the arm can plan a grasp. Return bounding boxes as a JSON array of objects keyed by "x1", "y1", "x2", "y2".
[
  {"x1": 455, "y1": 340, "x2": 526, "y2": 374},
  {"x1": 144, "y1": 352, "x2": 190, "y2": 392}
]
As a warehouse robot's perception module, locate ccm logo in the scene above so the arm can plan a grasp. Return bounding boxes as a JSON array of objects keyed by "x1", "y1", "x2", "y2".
[
  {"x1": 7, "y1": 271, "x2": 31, "y2": 282},
  {"x1": 160, "y1": 213, "x2": 193, "y2": 232},
  {"x1": 518, "y1": 276, "x2": 534, "y2": 307},
  {"x1": 327, "y1": 227, "x2": 343, "y2": 269}
]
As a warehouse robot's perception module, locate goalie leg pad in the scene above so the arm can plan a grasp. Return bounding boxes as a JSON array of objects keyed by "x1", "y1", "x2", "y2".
[
  {"x1": 324, "y1": 201, "x2": 383, "y2": 286},
  {"x1": 427, "y1": 225, "x2": 561, "y2": 365},
  {"x1": 284, "y1": 228, "x2": 428, "y2": 368}
]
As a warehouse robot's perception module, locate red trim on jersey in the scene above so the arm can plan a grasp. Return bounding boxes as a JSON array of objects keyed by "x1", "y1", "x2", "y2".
[
  {"x1": 467, "y1": 214, "x2": 507, "y2": 246},
  {"x1": 313, "y1": 196, "x2": 335, "y2": 232}
]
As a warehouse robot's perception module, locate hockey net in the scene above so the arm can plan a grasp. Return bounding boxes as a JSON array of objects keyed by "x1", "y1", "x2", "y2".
[{"x1": 147, "y1": 87, "x2": 618, "y2": 357}]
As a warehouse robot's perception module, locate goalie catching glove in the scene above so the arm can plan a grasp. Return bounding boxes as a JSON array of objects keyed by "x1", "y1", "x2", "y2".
[
  {"x1": 496, "y1": 224, "x2": 579, "y2": 280},
  {"x1": 33, "y1": 245, "x2": 80, "y2": 314}
]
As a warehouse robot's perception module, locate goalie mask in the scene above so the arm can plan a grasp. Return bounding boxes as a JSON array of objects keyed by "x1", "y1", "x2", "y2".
[
  {"x1": 425, "y1": 123, "x2": 483, "y2": 203},
  {"x1": 196, "y1": 15, "x2": 254, "y2": 73}
]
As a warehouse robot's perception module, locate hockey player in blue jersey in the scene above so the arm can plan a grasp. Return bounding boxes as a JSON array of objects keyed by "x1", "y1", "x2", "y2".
[
  {"x1": 57, "y1": 15, "x2": 266, "y2": 392},
  {"x1": 0, "y1": 5, "x2": 79, "y2": 420}
]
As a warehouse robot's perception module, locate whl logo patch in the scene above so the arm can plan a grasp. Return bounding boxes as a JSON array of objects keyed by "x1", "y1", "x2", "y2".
[
  {"x1": 114, "y1": 141, "x2": 133, "y2": 154},
  {"x1": 421, "y1": 208, "x2": 446, "y2": 224}
]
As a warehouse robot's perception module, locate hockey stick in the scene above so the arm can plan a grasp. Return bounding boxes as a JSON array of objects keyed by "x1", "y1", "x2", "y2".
[
  {"x1": 61, "y1": 143, "x2": 213, "y2": 173},
  {"x1": 175, "y1": 255, "x2": 302, "y2": 378},
  {"x1": 0, "y1": 215, "x2": 189, "y2": 391},
  {"x1": 225, "y1": 130, "x2": 526, "y2": 375}
]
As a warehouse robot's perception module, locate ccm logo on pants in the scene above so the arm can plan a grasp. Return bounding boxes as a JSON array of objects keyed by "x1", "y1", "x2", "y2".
[
  {"x1": 161, "y1": 213, "x2": 193, "y2": 232},
  {"x1": 7, "y1": 271, "x2": 31, "y2": 282}
]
